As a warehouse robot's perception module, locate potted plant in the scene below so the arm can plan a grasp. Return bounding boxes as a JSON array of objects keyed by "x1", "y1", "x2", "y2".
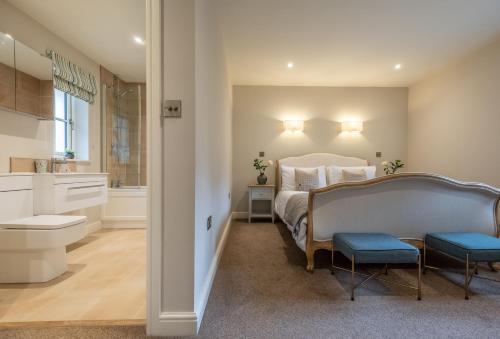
[
  {"x1": 253, "y1": 158, "x2": 273, "y2": 184},
  {"x1": 382, "y1": 159, "x2": 405, "y2": 175},
  {"x1": 64, "y1": 148, "x2": 75, "y2": 160}
]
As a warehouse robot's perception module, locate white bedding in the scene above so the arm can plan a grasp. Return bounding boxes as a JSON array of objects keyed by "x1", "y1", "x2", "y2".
[{"x1": 275, "y1": 190, "x2": 308, "y2": 251}]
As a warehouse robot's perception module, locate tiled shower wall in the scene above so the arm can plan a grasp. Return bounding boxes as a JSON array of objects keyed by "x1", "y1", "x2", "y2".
[
  {"x1": 124, "y1": 82, "x2": 146, "y2": 186},
  {"x1": 100, "y1": 66, "x2": 146, "y2": 187}
]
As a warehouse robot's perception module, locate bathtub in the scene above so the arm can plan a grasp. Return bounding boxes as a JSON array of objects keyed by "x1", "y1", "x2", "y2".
[{"x1": 101, "y1": 186, "x2": 147, "y2": 228}]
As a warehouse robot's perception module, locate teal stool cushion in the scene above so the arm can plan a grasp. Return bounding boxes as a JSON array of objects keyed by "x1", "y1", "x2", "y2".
[
  {"x1": 425, "y1": 232, "x2": 500, "y2": 262},
  {"x1": 333, "y1": 233, "x2": 420, "y2": 264}
]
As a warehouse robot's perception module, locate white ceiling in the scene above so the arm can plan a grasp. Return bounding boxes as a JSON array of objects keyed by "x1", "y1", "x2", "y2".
[
  {"x1": 217, "y1": 0, "x2": 500, "y2": 86},
  {"x1": 8, "y1": 0, "x2": 146, "y2": 82},
  {"x1": 8, "y1": 0, "x2": 500, "y2": 87}
]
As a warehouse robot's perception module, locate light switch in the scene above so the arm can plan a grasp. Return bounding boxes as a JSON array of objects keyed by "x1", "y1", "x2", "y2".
[{"x1": 162, "y1": 100, "x2": 182, "y2": 118}]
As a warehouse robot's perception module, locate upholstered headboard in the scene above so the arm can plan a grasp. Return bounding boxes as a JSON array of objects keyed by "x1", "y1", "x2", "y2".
[{"x1": 275, "y1": 153, "x2": 368, "y2": 192}]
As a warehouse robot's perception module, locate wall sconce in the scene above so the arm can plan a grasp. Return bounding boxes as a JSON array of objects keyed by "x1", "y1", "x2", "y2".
[
  {"x1": 284, "y1": 120, "x2": 304, "y2": 133},
  {"x1": 341, "y1": 121, "x2": 363, "y2": 133}
]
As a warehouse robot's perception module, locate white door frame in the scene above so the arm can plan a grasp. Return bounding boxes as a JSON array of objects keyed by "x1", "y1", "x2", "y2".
[{"x1": 146, "y1": 0, "x2": 164, "y2": 335}]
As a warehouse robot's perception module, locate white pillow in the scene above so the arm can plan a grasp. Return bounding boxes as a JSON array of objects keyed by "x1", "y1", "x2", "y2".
[
  {"x1": 327, "y1": 165, "x2": 376, "y2": 185},
  {"x1": 281, "y1": 165, "x2": 327, "y2": 191},
  {"x1": 295, "y1": 168, "x2": 320, "y2": 192},
  {"x1": 342, "y1": 168, "x2": 367, "y2": 182}
]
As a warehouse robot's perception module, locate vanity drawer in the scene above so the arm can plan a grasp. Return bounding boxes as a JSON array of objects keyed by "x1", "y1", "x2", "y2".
[
  {"x1": 33, "y1": 174, "x2": 108, "y2": 215},
  {"x1": 251, "y1": 187, "x2": 273, "y2": 200},
  {"x1": 53, "y1": 181, "x2": 108, "y2": 214}
]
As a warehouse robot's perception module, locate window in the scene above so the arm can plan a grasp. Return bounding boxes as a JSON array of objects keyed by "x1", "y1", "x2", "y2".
[
  {"x1": 54, "y1": 89, "x2": 70, "y2": 154},
  {"x1": 54, "y1": 89, "x2": 89, "y2": 160}
]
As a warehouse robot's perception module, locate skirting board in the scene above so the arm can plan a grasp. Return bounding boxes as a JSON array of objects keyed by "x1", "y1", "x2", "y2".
[
  {"x1": 86, "y1": 221, "x2": 102, "y2": 234},
  {"x1": 194, "y1": 213, "x2": 233, "y2": 332},
  {"x1": 150, "y1": 312, "x2": 197, "y2": 336},
  {"x1": 231, "y1": 211, "x2": 248, "y2": 220}
]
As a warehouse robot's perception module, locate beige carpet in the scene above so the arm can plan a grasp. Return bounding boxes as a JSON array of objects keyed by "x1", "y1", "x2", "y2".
[{"x1": 196, "y1": 221, "x2": 500, "y2": 338}]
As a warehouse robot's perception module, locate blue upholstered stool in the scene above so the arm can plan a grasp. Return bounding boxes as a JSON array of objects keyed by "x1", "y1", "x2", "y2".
[
  {"x1": 424, "y1": 232, "x2": 500, "y2": 299},
  {"x1": 331, "y1": 233, "x2": 421, "y2": 301}
]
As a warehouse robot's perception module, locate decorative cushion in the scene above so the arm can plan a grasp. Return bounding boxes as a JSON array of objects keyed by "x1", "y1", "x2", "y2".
[
  {"x1": 327, "y1": 165, "x2": 376, "y2": 185},
  {"x1": 342, "y1": 168, "x2": 367, "y2": 182},
  {"x1": 295, "y1": 168, "x2": 320, "y2": 191},
  {"x1": 425, "y1": 232, "x2": 500, "y2": 262},
  {"x1": 333, "y1": 233, "x2": 420, "y2": 264},
  {"x1": 281, "y1": 165, "x2": 326, "y2": 191}
]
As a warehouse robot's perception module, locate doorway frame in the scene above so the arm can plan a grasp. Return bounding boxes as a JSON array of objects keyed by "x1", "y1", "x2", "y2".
[{"x1": 145, "y1": 0, "x2": 164, "y2": 335}]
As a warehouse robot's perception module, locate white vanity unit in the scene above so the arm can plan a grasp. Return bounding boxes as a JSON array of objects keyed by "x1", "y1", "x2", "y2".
[{"x1": 33, "y1": 173, "x2": 108, "y2": 214}]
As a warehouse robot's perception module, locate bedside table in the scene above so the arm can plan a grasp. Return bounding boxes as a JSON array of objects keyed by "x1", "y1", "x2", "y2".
[{"x1": 248, "y1": 184, "x2": 275, "y2": 223}]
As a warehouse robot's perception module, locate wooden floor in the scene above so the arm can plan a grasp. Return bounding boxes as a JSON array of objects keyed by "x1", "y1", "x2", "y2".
[{"x1": 0, "y1": 229, "x2": 146, "y2": 324}]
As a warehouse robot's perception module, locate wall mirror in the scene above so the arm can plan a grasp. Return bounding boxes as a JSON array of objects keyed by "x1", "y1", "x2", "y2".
[
  {"x1": 14, "y1": 40, "x2": 53, "y2": 119},
  {"x1": 0, "y1": 32, "x2": 15, "y2": 111},
  {"x1": 0, "y1": 31, "x2": 54, "y2": 120}
]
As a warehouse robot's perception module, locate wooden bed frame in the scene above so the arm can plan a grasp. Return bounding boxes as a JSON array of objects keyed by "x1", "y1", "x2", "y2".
[{"x1": 275, "y1": 154, "x2": 500, "y2": 272}]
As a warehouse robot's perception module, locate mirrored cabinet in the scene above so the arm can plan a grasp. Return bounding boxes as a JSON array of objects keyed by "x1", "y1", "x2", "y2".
[
  {"x1": 0, "y1": 32, "x2": 15, "y2": 111},
  {"x1": 0, "y1": 31, "x2": 54, "y2": 120}
]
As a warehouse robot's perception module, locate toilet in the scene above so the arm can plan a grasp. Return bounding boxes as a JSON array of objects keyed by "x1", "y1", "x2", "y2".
[{"x1": 0, "y1": 174, "x2": 87, "y2": 283}]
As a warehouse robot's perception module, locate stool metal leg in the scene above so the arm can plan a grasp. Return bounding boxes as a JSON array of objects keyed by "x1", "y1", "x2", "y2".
[
  {"x1": 465, "y1": 252, "x2": 470, "y2": 300},
  {"x1": 474, "y1": 263, "x2": 478, "y2": 275},
  {"x1": 384, "y1": 264, "x2": 388, "y2": 275},
  {"x1": 417, "y1": 254, "x2": 422, "y2": 300},
  {"x1": 351, "y1": 254, "x2": 355, "y2": 301},
  {"x1": 331, "y1": 249, "x2": 335, "y2": 275},
  {"x1": 423, "y1": 240, "x2": 427, "y2": 274}
]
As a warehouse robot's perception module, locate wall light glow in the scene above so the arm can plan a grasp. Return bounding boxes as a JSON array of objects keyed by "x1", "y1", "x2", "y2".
[
  {"x1": 341, "y1": 121, "x2": 363, "y2": 133},
  {"x1": 284, "y1": 120, "x2": 304, "y2": 133},
  {"x1": 133, "y1": 35, "x2": 145, "y2": 45}
]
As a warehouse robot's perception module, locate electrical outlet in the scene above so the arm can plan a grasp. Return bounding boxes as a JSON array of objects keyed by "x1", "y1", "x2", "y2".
[
  {"x1": 376, "y1": 152, "x2": 382, "y2": 158},
  {"x1": 207, "y1": 215, "x2": 212, "y2": 231},
  {"x1": 259, "y1": 151, "x2": 265, "y2": 157}
]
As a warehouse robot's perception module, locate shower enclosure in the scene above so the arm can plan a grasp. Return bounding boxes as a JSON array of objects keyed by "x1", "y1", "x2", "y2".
[
  {"x1": 100, "y1": 72, "x2": 147, "y2": 228},
  {"x1": 101, "y1": 77, "x2": 146, "y2": 188}
]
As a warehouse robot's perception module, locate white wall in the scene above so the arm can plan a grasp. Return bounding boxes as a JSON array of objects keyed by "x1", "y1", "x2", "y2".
[
  {"x1": 232, "y1": 86, "x2": 408, "y2": 212},
  {"x1": 154, "y1": 0, "x2": 232, "y2": 335},
  {"x1": 161, "y1": 0, "x2": 196, "y2": 323},
  {"x1": 194, "y1": 0, "x2": 232, "y2": 321},
  {"x1": 408, "y1": 38, "x2": 500, "y2": 188},
  {"x1": 0, "y1": 0, "x2": 102, "y2": 221}
]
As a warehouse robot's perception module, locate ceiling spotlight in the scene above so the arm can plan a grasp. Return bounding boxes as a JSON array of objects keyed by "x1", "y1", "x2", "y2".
[
  {"x1": 133, "y1": 35, "x2": 145, "y2": 45},
  {"x1": 5, "y1": 33, "x2": 13, "y2": 40},
  {"x1": 287, "y1": 62, "x2": 294, "y2": 68},
  {"x1": 394, "y1": 64, "x2": 402, "y2": 70}
]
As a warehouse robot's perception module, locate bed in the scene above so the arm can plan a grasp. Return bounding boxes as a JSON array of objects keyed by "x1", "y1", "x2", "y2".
[{"x1": 274, "y1": 153, "x2": 500, "y2": 272}]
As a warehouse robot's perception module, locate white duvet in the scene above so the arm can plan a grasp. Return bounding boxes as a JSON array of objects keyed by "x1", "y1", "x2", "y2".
[{"x1": 275, "y1": 190, "x2": 308, "y2": 251}]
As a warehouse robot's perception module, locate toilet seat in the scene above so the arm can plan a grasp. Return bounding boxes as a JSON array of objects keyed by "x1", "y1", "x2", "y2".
[{"x1": 0, "y1": 215, "x2": 87, "y2": 230}]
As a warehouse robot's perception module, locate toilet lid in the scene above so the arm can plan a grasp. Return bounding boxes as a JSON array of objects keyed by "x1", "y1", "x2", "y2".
[{"x1": 0, "y1": 215, "x2": 87, "y2": 230}]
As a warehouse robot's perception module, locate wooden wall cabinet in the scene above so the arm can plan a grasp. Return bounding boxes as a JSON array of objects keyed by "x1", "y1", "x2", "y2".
[
  {"x1": 0, "y1": 32, "x2": 54, "y2": 120},
  {"x1": 0, "y1": 33, "x2": 16, "y2": 111}
]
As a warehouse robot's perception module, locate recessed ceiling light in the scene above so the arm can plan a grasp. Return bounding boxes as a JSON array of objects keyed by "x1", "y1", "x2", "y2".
[
  {"x1": 133, "y1": 35, "x2": 145, "y2": 45},
  {"x1": 287, "y1": 62, "x2": 294, "y2": 69},
  {"x1": 394, "y1": 64, "x2": 402, "y2": 70}
]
